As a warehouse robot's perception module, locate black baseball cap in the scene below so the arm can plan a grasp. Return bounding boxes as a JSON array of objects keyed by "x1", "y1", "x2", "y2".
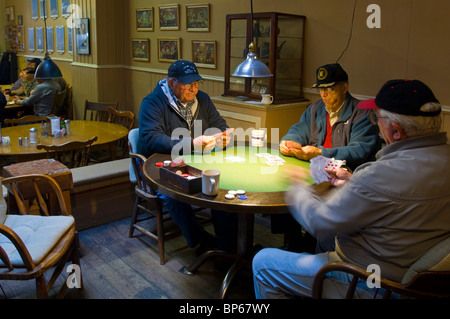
[
  {"x1": 312, "y1": 63, "x2": 348, "y2": 88},
  {"x1": 27, "y1": 58, "x2": 41, "y2": 65},
  {"x1": 168, "y1": 60, "x2": 204, "y2": 84},
  {"x1": 359, "y1": 79, "x2": 441, "y2": 117}
]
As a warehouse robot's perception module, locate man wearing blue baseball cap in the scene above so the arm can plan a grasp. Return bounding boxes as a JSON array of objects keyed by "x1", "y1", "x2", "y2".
[
  {"x1": 138, "y1": 60, "x2": 237, "y2": 254},
  {"x1": 253, "y1": 79, "x2": 450, "y2": 299}
]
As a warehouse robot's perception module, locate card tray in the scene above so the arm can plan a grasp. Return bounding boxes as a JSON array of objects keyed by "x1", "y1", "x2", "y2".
[{"x1": 159, "y1": 165, "x2": 202, "y2": 194}]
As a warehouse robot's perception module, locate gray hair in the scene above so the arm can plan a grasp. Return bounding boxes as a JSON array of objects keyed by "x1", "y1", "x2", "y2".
[{"x1": 379, "y1": 102, "x2": 442, "y2": 137}]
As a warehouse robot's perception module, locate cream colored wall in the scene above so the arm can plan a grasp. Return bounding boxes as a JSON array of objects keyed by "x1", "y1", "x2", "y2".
[{"x1": 3, "y1": 0, "x2": 450, "y2": 131}]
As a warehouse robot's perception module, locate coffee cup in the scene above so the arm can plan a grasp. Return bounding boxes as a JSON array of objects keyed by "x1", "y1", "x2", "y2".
[
  {"x1": 251, "y1": 129, "x2": 266, "y2": 147},
  {"x1": 261, "y1": 94, "x2": 273, "y2": 105},
  {"x1": 202, "y1": 169, "x2": 220, "y2": 196}
]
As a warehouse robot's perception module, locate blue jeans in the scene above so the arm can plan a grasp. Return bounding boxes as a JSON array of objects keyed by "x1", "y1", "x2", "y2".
[
  {"x1": 162, "y1": 195, "x2": 237, "y2": 252},
  {"x1": 252, "y1": 248, "x2": 386, "y2": 299}
]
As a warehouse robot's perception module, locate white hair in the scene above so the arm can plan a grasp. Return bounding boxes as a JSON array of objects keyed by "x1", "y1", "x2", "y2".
[{"x1": 379, "y1": 102, "x2": 442, "y2": 137}]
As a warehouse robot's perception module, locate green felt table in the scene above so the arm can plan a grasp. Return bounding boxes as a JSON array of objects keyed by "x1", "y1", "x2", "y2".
[{"x1": 180, "y1": 146, "x2": 314, "y2": 192}]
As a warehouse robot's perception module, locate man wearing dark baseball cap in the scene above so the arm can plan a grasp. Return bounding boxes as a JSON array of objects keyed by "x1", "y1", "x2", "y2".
[
  {"x1": 253, "y1": 79, "x2": 450, "y2": 299},
  {"x1": 138, "y1": 59, "x2": 237, "y2": 255}
]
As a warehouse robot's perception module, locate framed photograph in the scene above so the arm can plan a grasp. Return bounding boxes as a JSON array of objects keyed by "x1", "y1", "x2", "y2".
[
  {"x1": 75, "y1": 18, "x2": 90, "y2": 55},
  {"x1": 31, "y1": 0, "x2": 39, "y2": 20},
  {"x1": 61, "y1": 0, "x2": 71, "y2": 18},
  {"x1": 159, "y1": 4, "x2": 180, "y2": 30},
  {"x1": 132, "y1": 39, "x2": 150, "y2": 62},
  {"x1": 192, "y1": 40, "x2": 216, "y2": 69},
  {"x1": 28, "y1": 27, "x2": 35, "y2": 51},
  {"x1": 40, "y1": 0, "x2": 47, "y2": 19},
  {"x1": 36, "y1": 27, "x2": 44, "y2": 52},
  {"x1": 56, "y1": 26, "x2": 65, "y2": 54},
  {"x1": 136, "y1": 8, "x2": 154, "y2": 31},
  {"x1": 50, "y1": 0, "x2": 58, "y2": 19},
  {"x1": 158, "y1": 37, "x2": 181, "y2": 62},
  {"x1": 18, "y1": 15, "x2": 23, "y2": 25},
  {"x1": 186, "y1": 4, "x2": 210, "y2": 32},
  {"x1": 68, "y1": 26, "x2": 73, "y2": 54},
  {"x1": 6, "y1": 6, "x2": 15, "y2": 25},
  {"x1": 46, "y1": 26, "x2": 54, "y2": 53}
]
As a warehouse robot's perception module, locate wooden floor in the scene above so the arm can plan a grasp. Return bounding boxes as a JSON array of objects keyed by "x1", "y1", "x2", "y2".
[{"x1": 0, "y1": 213, "x2": 283, "y2": 299}]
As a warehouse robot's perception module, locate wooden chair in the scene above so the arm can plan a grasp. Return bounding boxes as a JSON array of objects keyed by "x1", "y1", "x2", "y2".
[
  {"x1": 107, "y1": 107, "x2": 135, "y2": 158},
  {"x1": 83, "y1": 100, "x2": 118, "y2": 122},
  {"x1": 0, "y1": 174, "x2": 83, "y2": 298},
  {"x1": 313, "y1": 237, "x2": 450, "y2": 299},
  {"x1": 36, "y1": 136, "x2": 98, "y2": 169},
  {"x1": 3, "y1": 115, "x2": 48, "y2": 127},
  {"x1": 51, "y1": 88, "x2": 68, "y2": 117}
]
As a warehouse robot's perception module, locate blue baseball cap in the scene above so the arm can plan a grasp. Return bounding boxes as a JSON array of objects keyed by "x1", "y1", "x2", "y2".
[{"x1": 168, "y1": 60, "x2": 204, "y2": 84}]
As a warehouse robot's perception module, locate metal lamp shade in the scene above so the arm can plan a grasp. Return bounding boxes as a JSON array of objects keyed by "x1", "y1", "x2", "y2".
[
  {"x1": 232, "y1": 52, "x2": 273, "y2": 78},
  {"x1": 35, "y1": 55, "x2": 62, "y2": 79}
]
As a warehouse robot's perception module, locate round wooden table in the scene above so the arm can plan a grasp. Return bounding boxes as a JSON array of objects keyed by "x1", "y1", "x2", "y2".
[{"x1": 0, "y1": 120, "x2": 129, "y2": 156}]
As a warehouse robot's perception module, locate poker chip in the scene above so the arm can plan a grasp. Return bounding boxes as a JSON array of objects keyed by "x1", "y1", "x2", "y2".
[
  {"x1": 164, "y1": 160, "x2": 171, "y2": 166},
  {"x1": 156, "y1": 162, "x2": 164, "y2": 167},
  {"x1": 236, "y1": 190, "x2": 246, "y2": 195},
  {"x1": 238, "y1": 195, "x2": 248, "y2": 200},
  {"x1": 175, "y1": 170, "x2": 183, "y2": 175},
  {"x1": 228, "y1": 190, "x2": 237, "y2": 195},
  {"x1": 181, "y1": 173, "x2": 190, "y2": 178},
  {"x1": 225, "y1": 194, "x2": 235, "y2": 200}
]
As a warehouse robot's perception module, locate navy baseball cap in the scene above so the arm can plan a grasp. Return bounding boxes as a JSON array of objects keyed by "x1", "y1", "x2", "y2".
[
  {"x1": 312, "y1": 63, "x2": 348, "y2": 88},
  {"x1": 168, "y1": 60, "x2": 204, "y2": 84},
  {"x1": 359, "y1": 79, "x2": 441, "y2": 117}
]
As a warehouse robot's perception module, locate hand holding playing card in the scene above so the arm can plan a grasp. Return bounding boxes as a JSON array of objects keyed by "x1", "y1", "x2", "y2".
[
  {"x1": 310, "y1": 156, "x2": 346, "y2": 184},
  {"x1": 325, "y1": 167, "x2": 352, "y2": 187},
  {"x1": 193, "y1": 135, "x2": 216, "y2": 153}
]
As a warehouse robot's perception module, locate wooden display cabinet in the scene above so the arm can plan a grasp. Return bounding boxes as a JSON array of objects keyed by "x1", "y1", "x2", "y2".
[{"x1": 224, "y1": 12, "x2": 307, "y2": 104}]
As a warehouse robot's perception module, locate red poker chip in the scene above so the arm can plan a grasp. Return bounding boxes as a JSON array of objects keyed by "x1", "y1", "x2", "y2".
[{"x1": 156, "y1": 162, "x2": 164, "y2": 167}]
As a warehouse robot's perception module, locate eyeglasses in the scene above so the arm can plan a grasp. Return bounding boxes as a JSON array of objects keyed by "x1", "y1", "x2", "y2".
[
  {"x1": 177, "y1": 81, "x2": 200, "y2": 91},
  {"x1": 369, "y1": 112, "x2": 388, "y2": 125},
  {"x1": 318, "y1": 86, "x2": 337, "y2": 94}
]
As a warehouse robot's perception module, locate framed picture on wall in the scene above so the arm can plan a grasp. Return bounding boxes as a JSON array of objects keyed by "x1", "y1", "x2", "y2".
[
  {"x1": 158, "y1": 37, "x2": 181, "y2": 62},
  {"x1": 31, "y1": 0, "x2": 39, "y2": 20},
  {"x1": 186, "y1": 4, "x2": 210, "y2": 32},
  {"x1": 75, "y1": 18, "x2": 90, "y2": 55},
  {"x1": 61, "y1": 0, "x2": 71, "y2": 18},
  {"x1": 159, "y1": 4, "x2": 180, "y2": 31},
  {"x1": 46, "y1": 26, "x2": 54, "y2": 53},
  {"x1": 192, "y1": 40, "x2": 216, "y2": 69},
  {"x1": 136, "y1": 8, "x2": 154, "y2": 31},
  {"x1": 68, "y1": 26, "x2": 73, "y2": 54},
  {"x1": 6, "y1": 6, "x2": 15, "y2": 25},
  {"x1": 132, "y1": 39, "x2": 150, "y2": 62},
  {"x1": 56, "y1": 26, "x2": 65, "y2": 54},
  {"x1": 28, "y1": 27, "x2": 35, "y2": 51},
  {"x1": 50, "y1": 0, "x2": 58, "y2": 19},
  {"x1": 39, "y1": 0, "x2": 47, "y2": 19},
  {"x1": 36, "y1": 27, "x2": 44, "y2": 52}
]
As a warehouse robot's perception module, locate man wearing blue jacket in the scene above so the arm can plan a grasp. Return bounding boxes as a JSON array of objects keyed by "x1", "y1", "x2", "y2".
[
  {"x1": 274, "y1": 63, "x2": 380, "y2": 253},
  {"x1": 138, "y1": 60, "x2": 237, "y2": 254}
]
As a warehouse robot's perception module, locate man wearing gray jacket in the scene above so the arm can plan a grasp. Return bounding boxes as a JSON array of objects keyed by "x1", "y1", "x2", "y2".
[{"x1": 253, "y1": 79, "x2": 450, "y2": 298}]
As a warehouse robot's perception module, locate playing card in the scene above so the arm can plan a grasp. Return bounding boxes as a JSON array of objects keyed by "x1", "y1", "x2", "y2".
[{"x1": 310, "y1": 156, "x2": 346, "y2": 184}]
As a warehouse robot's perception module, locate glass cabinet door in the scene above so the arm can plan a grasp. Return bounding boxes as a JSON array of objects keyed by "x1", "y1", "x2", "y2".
[{"x1": 225, "y1": 12, "x2": 307, "y2": 104}]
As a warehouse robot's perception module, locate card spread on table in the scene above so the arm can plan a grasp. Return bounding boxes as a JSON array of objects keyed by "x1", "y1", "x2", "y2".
[
  {"x1": 257, "y1": 153, "x2": 286, "y2": 166},
  {"x1": 224, "y1": 156, "x2": 247, "y2": 163},
  {"x1": 310, "y1": 156, "x2": 346, "y2": 184}
]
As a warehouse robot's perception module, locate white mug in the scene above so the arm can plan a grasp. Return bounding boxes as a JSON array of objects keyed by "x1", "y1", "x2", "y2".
[
  {"x1": 202, "y1": 169, "x2": 220, "y2": 196},
  {"x1": 261, "y1": 94, "x2": 273, "y2": 105},
  {"x1": 251, "y1": 129, "x2": 266, "y2": 147}
]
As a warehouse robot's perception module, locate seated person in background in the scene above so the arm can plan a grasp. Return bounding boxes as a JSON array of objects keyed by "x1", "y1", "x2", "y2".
[
  {"x1": 252, "y1": 79, "x2": 450, "y2": 299},
  {"x1": 14, "y1": 77, "x2": 59, "y2": 117},
  {"x1": 273, "y1": 63, "x2": 380, "y2": 253},
  {"x1": 138, "y1": 59, "x2": 237, "y2": 253},
  {"x1": 10, "y1": 67, "x2": 38, "y2": 97},
  {"x1": 10, "y1": 58, "x2": 41, "y2": 92}
]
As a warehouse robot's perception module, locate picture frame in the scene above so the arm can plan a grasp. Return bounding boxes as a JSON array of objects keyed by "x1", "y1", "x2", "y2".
[
  {"x1": 56, "y1": 25, "x2": 65, "y2": 54},
  {"x1": 186, "y1": 4, "x2": 210, "y2": 32},
  {"x1": 31, "y1": 0, "x2": 39, "y2": 20},
  {"x1": 136, "y1": 8, "x2": 154, "y2": 31},
  {"x1": 61, "y1": 0, "x2": 71, "y2": 18},
  {"x1": 159, "y1": 4, "x2": 180, "y2": 31},
  {"x1": 132, "y1": 39, "x2": 150, "y2": 62},
  {"x1": 67, "y1": 26, "x2": 73, "y2": 54},
  {"x1": 6, "y1": 6, "x2": 15, "y2": 25},
  {"x1": 28, "y1": 27, "x2": 35, "y2": 51},
  {"x1": 39, "y1": 0, "x2": 47, "y2": 19},
  {"x1": 75, "y1": 18, "x2": 90, "y2": 55},
  {"x1": 158, "y1": 37, "x2": 181, "y2": 62},
  {"x1": 46, "y1": 26, "x2": 54, "y2": 53},
  {"x1": 50, "y1": 0, "x2": 58, "y2": 19},
  {"x1": 192, "y1": 40, "x2": 216, "y2": 69},
  {"x1": 36, "y1": 27, "x2": 44, "y2": 52}
]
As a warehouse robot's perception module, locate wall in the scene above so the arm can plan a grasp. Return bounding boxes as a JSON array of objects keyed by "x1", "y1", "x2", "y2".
[{"x1": 2, "y1": 0, "x2": 450, "y2": 133}]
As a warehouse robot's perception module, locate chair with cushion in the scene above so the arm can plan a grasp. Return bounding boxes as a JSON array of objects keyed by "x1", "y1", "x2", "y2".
[
  {"x1": 36, "y1": 136, "x2": 98, "y2": 169},
  {"x1": 313, "y1": 237, "x2": 450, "y2": 299},
  {"x1": 0, "y1": 174, "x2": 83, "y2": 298},
  {"x1": 83, "y1": 100, "x2": 118, "y2": 122},
  {"x1": 128, "y1": 128, "x2": 180, "y2": 264},
  {"x1": 3, "y1": 115, "x2": 48, "y2": 127}
]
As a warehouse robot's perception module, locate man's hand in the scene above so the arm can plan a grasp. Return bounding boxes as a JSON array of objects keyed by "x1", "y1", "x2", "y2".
[
  {"x1": 324, "y1": 168, "x2": 352, "y2": 187},
  {"x1": 280, "y1": 140, "x2": 302, "y2": 156},
  {"x1": 193, "y1": 135, "x2": 216, "y2": 153},
  {"x1": 214, "y1": 128, "x2": 235, "y2": 149}
]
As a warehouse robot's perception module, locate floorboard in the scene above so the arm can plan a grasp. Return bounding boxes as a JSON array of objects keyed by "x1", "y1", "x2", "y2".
[{"x1": 0, "y1": 214, "x2": 283, "y2": 299}]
